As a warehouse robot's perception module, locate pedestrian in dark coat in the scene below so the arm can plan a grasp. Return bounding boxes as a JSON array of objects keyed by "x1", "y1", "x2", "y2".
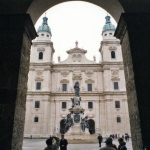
[
  {"x1": 59, "y1": 135, "x2": 68, "y2": 150},
  {"x1": 118, "y1": 138, "x2": 127, "y2": 150},
  {"x1": 97, "y1": 134, "x2": 103, "y2": 147}
]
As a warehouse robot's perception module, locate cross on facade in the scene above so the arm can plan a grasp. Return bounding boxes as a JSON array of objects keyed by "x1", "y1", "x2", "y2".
[{"x1": 75, "y1": 41, "x2": 78, "y2": 48}]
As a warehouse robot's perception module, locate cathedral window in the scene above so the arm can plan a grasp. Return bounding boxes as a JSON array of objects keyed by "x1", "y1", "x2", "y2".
[
  {"x1": 62, "y1": 84, "x2": 67, "y2": 91},
  {"x1": 111, "y1": 51, "x2": 116, "y2": 58},
  {"x1": 88, "y1": 84, "x2": 92, "y2": 91},
  {"x1": 47, "y1": 35, "x2": 49, "y2": 37},
  {"x1": 35, "y1": 101, "x2": 40, "y2": 108},
  {"x1": 62, "y1": 102, "x2": 67, "y2": 109},
  {"x1": 36, "y1": 82, "x2": 41, "y2": 90},
  {"x1": 41, "y1": 34, "x2": 44, "y2": 36},
  {"x1": 117, "y1": 117, "x2": 121, "y2": 123},
  {"x1": 88, "y1": 102, "x2": 93, "y2": 109},
  {"x1": 115, "y1": 101, "x2": 120, "y2": 108},
  {"x1": 114, "y1": 82, "x2": 119, "y2": 90},
  {"x1": 34, "y1": 117, "x2": 38, "y2": 122},
  {"x1": 39, "y1": 52, "x2": 43, "y2": 59},
  {"x1": 109, "y1": 33, "x2": 112, "y2": 35}
]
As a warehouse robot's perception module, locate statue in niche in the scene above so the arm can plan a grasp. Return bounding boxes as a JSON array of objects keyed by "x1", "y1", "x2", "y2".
[
  {"x1": 64, "y1": 114, "x2": 74, "y2": 133},
  {"x1": 57, "y1": 87, "x2": 60, "y2": 92},
  {"x1": 80, "y1": 116, "x2": 89, "y2": 132},
  {"x1": 74, "y1": 81, "x2": 80, "y2": 97}
]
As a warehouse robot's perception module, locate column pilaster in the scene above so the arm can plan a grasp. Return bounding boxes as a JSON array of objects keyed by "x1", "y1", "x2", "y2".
[{"x1": 115, "y1": 13, "x2": 150, "y2": 150}]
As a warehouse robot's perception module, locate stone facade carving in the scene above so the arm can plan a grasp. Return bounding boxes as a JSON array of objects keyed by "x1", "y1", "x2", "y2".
[
  {"x1": 72, "y1": 54, "x2": 82, "y2": 62},
  {"x1": 111, "y1": 69, "x2": 120, "y2": 80},
  {"x1": 37, "y1": 47, "x2": 45, "y2": 52},
  {"x1": 72, "y1": 73, "x2": 82, "y2": 80},
  {"x1": 36, "y1": 70, "x2": 43, "y2": 76},
  {"x1": 85, "y1": 78, "x2": 95, "y2": 83},
  {"x1": 60, "y1": 79, "x2": 69, "y2": 83},
  {"x1": 35, "y1": 76, "x2": 44, "y2": 81},
  {"x1": 109, "y1": 46, "x2": 117, "y2": 51},
  {"x1": 85, "y1": 70, "x2": 93, "y2": 77},
  {"x1": 61, "y1": 71, "x2": 69, "y2": 77}
]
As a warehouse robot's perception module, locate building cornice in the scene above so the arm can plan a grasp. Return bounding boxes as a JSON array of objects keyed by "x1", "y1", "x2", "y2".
[{"x1": 27, "y1": 91, "x2": 127, "y2": 96}]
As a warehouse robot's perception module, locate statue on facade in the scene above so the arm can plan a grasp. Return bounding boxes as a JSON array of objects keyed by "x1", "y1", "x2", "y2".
[
  {"x1": 74, "y1": 81, "x2": 80, "y2": 97},
  {"x1": 71, "y1": 97, "x2": 81, "y2": 108},
  {"x1": 80, "y1": 116, "x2": 89, "y2": 132},
  {"x1": 64, "y1": 114, "x2": 74, "y2": 133}
]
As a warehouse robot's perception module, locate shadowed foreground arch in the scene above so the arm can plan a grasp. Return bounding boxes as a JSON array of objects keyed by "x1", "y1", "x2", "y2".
[{"x1": 0, "y1": 1, "x2": 150, "y2": 150}]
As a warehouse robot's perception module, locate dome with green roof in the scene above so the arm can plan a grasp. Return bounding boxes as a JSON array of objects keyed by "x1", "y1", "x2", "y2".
[
  {"x1": 37, "y1": 16, "x2": 52, "y2": 35},
  {"x1": 102, "y1": 15, "x2": 116, "y2": 33}
]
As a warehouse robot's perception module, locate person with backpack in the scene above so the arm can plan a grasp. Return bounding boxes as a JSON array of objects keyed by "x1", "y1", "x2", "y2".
[
  {"x1": 97, "y1": 133, "x2": 103, "y2": 147},
  {"x1": 118, "y1": 138, "x2": 127, "y2": 150}
]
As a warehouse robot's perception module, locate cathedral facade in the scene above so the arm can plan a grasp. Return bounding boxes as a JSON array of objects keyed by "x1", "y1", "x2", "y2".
[{"x1": 24, "y1": 15, "x2": 131, "y2": 138}]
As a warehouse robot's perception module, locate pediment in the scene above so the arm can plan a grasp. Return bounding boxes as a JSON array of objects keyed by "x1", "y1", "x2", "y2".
[
  {"x1": 60, "y1": 79, "x2": 69, "y2": 83},
  {"x1": 67, "y1": 47, "x2": 87, "y2": 54}
]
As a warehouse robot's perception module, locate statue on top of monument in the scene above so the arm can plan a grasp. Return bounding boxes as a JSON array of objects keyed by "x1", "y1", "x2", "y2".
[
  {"x1": 74, "y1": 81, "x2": 80, "y2": 97},
  {"x1": 71, "y1": 82, "x2": 81, "y2": 108},
  {"x1": 80, "y1": 116, "x2": 89, "y2": 132},
  {"x1": 64, "y1": 114, "x2": 74, "y2": 133}
]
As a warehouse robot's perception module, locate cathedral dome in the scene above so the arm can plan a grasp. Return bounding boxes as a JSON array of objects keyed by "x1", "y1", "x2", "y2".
[
  {"x1": 37, "y1": 16, "x2": 52, "y2": 35},
  {"x1": 102, "y1": 15, "x2": 116, "y2": 33}
]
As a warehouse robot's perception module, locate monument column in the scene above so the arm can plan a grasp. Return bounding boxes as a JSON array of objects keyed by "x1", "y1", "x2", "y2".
[
  {"x1": 0, "y1": 14, "x2": 37, "y2": 150},
  {"x1": 115, "y1": 13, "x2": 150, "y2": 149}
]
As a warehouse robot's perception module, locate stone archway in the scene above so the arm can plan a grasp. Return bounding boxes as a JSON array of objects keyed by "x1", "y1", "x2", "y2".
[
  {"x1": 0, "y1": 1, "x2": 150, "y2": 150},
  {"x1": 88, "y1": 119, "x2": 95, "y2": 134},
  {"x1": 27, "y1": 0, "x2": 124, "y2": 24}
]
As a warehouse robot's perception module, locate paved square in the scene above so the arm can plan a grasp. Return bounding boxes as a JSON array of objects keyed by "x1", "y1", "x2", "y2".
[{"x1": 23, "y1": 139, "x2": 133, "y2": 150}]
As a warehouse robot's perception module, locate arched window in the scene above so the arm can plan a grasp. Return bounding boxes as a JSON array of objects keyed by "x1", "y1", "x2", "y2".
[
  {"x1": 39, "y1": 52, "x2": 43, "y2": 59},
  {"x1": 111, "y1": 51, "x2": 116, "y2": 58}
]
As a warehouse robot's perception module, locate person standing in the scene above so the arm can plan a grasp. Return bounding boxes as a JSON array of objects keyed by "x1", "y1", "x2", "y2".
[
  {"x1": 118, "y1": 138, "x2": 127, "y2": 150},
  {"x1": 97, "y1": 133, "x2": 103, "y2": 147},
  {"x1": 100, "y1": 138, "x2": 115, "y2": 150},
  {"x1": 59, "y1": 134, "x2": 68, "y2": 150}
]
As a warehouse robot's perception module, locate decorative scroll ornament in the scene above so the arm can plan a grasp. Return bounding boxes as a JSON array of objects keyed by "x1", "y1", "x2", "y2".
[
  {"x1": 72, "y1": 54, "x2": 76, "y2": 62},
  {"x1": 61, "y1": 71, "x2": 69, "y2": 77},
  {"x1": 72, "y1": 73, "x2": 82, "y2": 80},
  {"x1": 85, "y1": 78, "x2": 94, "y2": 83},
  {"x1": 35, "y1": 76, "x2": 43, "y2": 81},
  {"x1": 111, "y1": 69, "x2": 120, "y2": 80},
  {"x1": 109, "y1": 46, "x2": 117, "y2": 51},
  {"x1": 60, "y1": 79, "x2": 69, "y2": 83},
  {"x1": 72, "y1": 54, "x2": 82, "y2": 62},
  {"x1": 36, "y1": 70, "x2": 43, "y2": 76},
  {"x1": 37, "y1": 47, "x2": 45, "y2": 52}
]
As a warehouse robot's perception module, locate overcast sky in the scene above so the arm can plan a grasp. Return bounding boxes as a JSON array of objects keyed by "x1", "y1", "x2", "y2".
[{"x1": 35, "y1": 1, "x2": 117, "y2": 63}]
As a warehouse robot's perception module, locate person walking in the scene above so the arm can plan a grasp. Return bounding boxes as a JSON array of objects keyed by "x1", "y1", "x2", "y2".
[
  {"x1": 59, "y1": 134, "x2": 68, "y2": 150},
  {"x1": 97, "y1": 133, "x2": 103, "y2": 147},
  {"x1": 100, "y1": 137, "x2": 115, "y2": 150},
  {"x1": 118, "y1": 138, "x2": 127, "y2": 150}
]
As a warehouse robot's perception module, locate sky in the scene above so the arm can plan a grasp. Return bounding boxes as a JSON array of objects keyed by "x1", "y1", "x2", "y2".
[{"x1": 35, "y1": 1, "x2": 117, "y2": 63}]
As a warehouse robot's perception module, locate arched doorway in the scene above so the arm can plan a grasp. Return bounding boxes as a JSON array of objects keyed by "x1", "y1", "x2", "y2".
[
  {"x1": 60, "y1": 119, "x2": 65, "y2": 134},
  {"x1": 88, "y1": 119, "x2": 95, "y2": 134}
]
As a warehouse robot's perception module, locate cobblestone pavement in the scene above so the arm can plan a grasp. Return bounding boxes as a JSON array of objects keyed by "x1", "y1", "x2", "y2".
[{"x1": 23, "y1": 139, "x2": 133, "y2": 150}]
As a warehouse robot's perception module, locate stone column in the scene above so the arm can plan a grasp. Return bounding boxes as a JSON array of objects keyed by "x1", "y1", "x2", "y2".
[
  {"x1": 115, "y1": 13, "x2": 150, "y2": 150},
  {"x1": 0, "y1": 14, "x2": 36, "y2": 150}
]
